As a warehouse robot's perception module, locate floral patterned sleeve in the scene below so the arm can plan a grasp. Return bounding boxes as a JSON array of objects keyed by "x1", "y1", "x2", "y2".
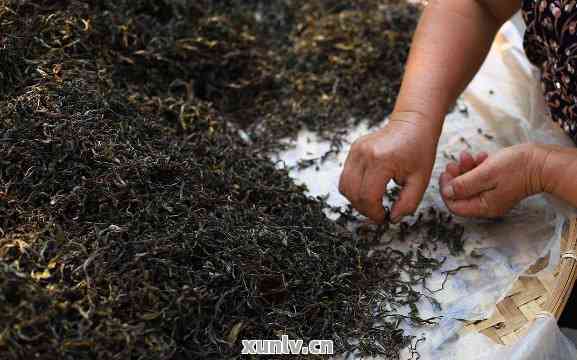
[{"x1": 522, "y1": 0, "x2": 577, "y2": 142}]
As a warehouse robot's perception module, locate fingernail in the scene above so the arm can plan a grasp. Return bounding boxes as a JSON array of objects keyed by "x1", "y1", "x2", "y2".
[{"x1": 443, "y1": 185, "x2": 454, "y2": 199}]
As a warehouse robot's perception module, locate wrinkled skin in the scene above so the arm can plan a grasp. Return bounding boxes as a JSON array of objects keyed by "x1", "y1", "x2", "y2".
[
  {"x1": 339, "y1": 111, "x2": 438, "y2": 223},
  {"x1": 439, "y1": 144, "x2": 548, "y2": 218}
]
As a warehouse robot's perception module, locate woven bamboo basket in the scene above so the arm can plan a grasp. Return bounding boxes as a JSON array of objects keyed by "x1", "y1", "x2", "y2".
[{"x1": 462, "y1": 218, "x2": 577, "y2": 345}]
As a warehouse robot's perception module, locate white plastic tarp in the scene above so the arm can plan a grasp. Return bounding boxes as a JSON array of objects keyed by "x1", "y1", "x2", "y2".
[{"x1": 276, "y1": 14, "x2": 577, "y2": 360}]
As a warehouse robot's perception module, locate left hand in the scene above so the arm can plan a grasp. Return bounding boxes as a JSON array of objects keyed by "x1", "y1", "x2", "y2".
[{"x1": 439, "y1": 144, "x2": 548, "y2": 218}]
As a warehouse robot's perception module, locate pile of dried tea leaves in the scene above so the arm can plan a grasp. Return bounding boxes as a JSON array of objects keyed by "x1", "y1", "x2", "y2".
[{"x1": 0, "y1": 1, "x2": 469, "y2": 359}]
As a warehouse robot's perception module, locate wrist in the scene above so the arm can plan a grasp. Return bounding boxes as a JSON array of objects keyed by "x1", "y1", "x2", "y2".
[
  {"x1": 388, "y1": 109, "x2": 444, "y2": 140},
  {"x1": 531, "y1": 143, "x2": 577, "y2": 197},
  {"x1": 527, "y1": 143, "x2": 553, "y2": 195},
  {"x1": 393, "y1": 94, "x2": 450, "y2": 137}
]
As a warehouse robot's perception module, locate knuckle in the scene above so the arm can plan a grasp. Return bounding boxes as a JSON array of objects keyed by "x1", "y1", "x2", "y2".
[
  {"x1": 366, "y1": 149, "x2": 378, "y2": 160},
  {"x1": 451, "y1": 179, "x2": 467, "y2": 197},
  {"x1": 351, "y1": 139, "x2": 364, "y2": 152},
  {"x1": 354, "y1": 141, "x2": 380, "y2": 160},
  {"x1": 447, "y1": 203, "x2": 463, "y2": 217},
  {"x1": 481, "y1": 166, "x2": 494, "y2": 183},
  {"x1": 479, "y1": 195, "x2": 492, "y2": 217},
  {"x1": 447, "y1": 200, "x2": 470, "y2": 218},
  {"x1": 359, "y1": 143, "x2": 374, "y2": 157}
]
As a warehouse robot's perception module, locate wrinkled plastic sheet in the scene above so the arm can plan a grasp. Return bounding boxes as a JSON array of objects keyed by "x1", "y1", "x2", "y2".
[
  {"x1": 275, "y1": 15, "x2": 577, "y2": 360},
  {"x1": 443, "y1": 313, "x2": 577, "y2": 360}
]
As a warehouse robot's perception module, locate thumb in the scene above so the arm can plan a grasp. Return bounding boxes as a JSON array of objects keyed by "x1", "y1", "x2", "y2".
[
  {"x1": 442, "y1": 161, "x2": 496, "y2": 201},
  {"x1": 391, "y1": 175, "x2": 428, "y2": 222}
]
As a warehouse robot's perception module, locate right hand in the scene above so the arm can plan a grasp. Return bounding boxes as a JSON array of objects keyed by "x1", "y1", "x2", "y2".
[{"x1": 338, "y1": 111, "x2": 440, "y2": 223}]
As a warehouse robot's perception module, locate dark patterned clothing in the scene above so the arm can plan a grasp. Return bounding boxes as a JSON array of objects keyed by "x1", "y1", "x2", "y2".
[
  {"x1": 521, "y1": 1, "x2": 577, "y2": 327},
  {"x1": 522, "y1": 0, "x2": 577, "y2": 142}
]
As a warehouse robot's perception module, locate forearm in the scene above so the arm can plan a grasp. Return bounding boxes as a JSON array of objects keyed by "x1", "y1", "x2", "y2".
[{"x1": 393, "y1": 0, "x2": 517, "y2": 135}]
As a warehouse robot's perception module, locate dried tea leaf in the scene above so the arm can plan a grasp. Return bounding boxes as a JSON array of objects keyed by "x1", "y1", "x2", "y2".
[{"x1": 226, "y1": 321, "x2": 244, "y2": 345}]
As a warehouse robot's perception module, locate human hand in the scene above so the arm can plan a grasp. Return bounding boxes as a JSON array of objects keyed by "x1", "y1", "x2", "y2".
[
  {"x1": 338, "y1": 111, "x2": 440, "y2": 224},
  {"x1": 439, "y1": 144, "x2": 548, "y2": 218}
]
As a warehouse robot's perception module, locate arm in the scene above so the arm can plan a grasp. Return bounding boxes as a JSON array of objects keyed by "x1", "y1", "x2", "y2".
[
  {"x1": 394, "y1": 0, "x2": 521, "y2": 132},
  {"x1": 339, "y1": 0, "x2": 520, "y2": 223}
]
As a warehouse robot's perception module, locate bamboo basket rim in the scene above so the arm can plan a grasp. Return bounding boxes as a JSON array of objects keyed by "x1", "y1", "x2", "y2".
[{"x1": 464, "y1": 218, "x2": 577, "y2": 346}]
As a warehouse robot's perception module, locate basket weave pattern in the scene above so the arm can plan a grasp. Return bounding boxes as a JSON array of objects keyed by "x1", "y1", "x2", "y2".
[{"x1": 463, "y1": 219, "x2": 577, "y2": 345}]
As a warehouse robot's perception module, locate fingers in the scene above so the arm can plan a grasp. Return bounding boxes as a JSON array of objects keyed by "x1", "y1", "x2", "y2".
[
  {"x1": 458, "y1": 151, "x2": 476, "y2": 174},
  {"x1": 439, "y1": 150, "x2": 506, "y2": 218},
  {"x1": 391, "y1": 175, "x2": 427, "y2": 222},
  {"x1": 445, "y1": 151, "x2": 488, "y2": 177},
  {"x1": 338, "y1": 151, "x2": 365, "y2": 206},
  {"x1": 439, "y1": 171, "x2": 452, "y2": 191},
  {"x1": 439, "y1": 171, "x2": 492, "y2": 217},
  {"x1": 339, "y1": 148, "x2": 392, "y2": 224},
  {"x1": 441, "y1": 160, "x2": 496, "y2": 201},
  {"x1": 357, "y1": 169, "x2": 392, "y2": 223},
  {"x1": 444, "y1": 193, "x2": 492, "y2": 217},
  {"x1": 445, "y1": 162, "x2": 460, "y2": 178},
  {"x1": 475, "y1": 151, "x2": 488, "y2": 165}
]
